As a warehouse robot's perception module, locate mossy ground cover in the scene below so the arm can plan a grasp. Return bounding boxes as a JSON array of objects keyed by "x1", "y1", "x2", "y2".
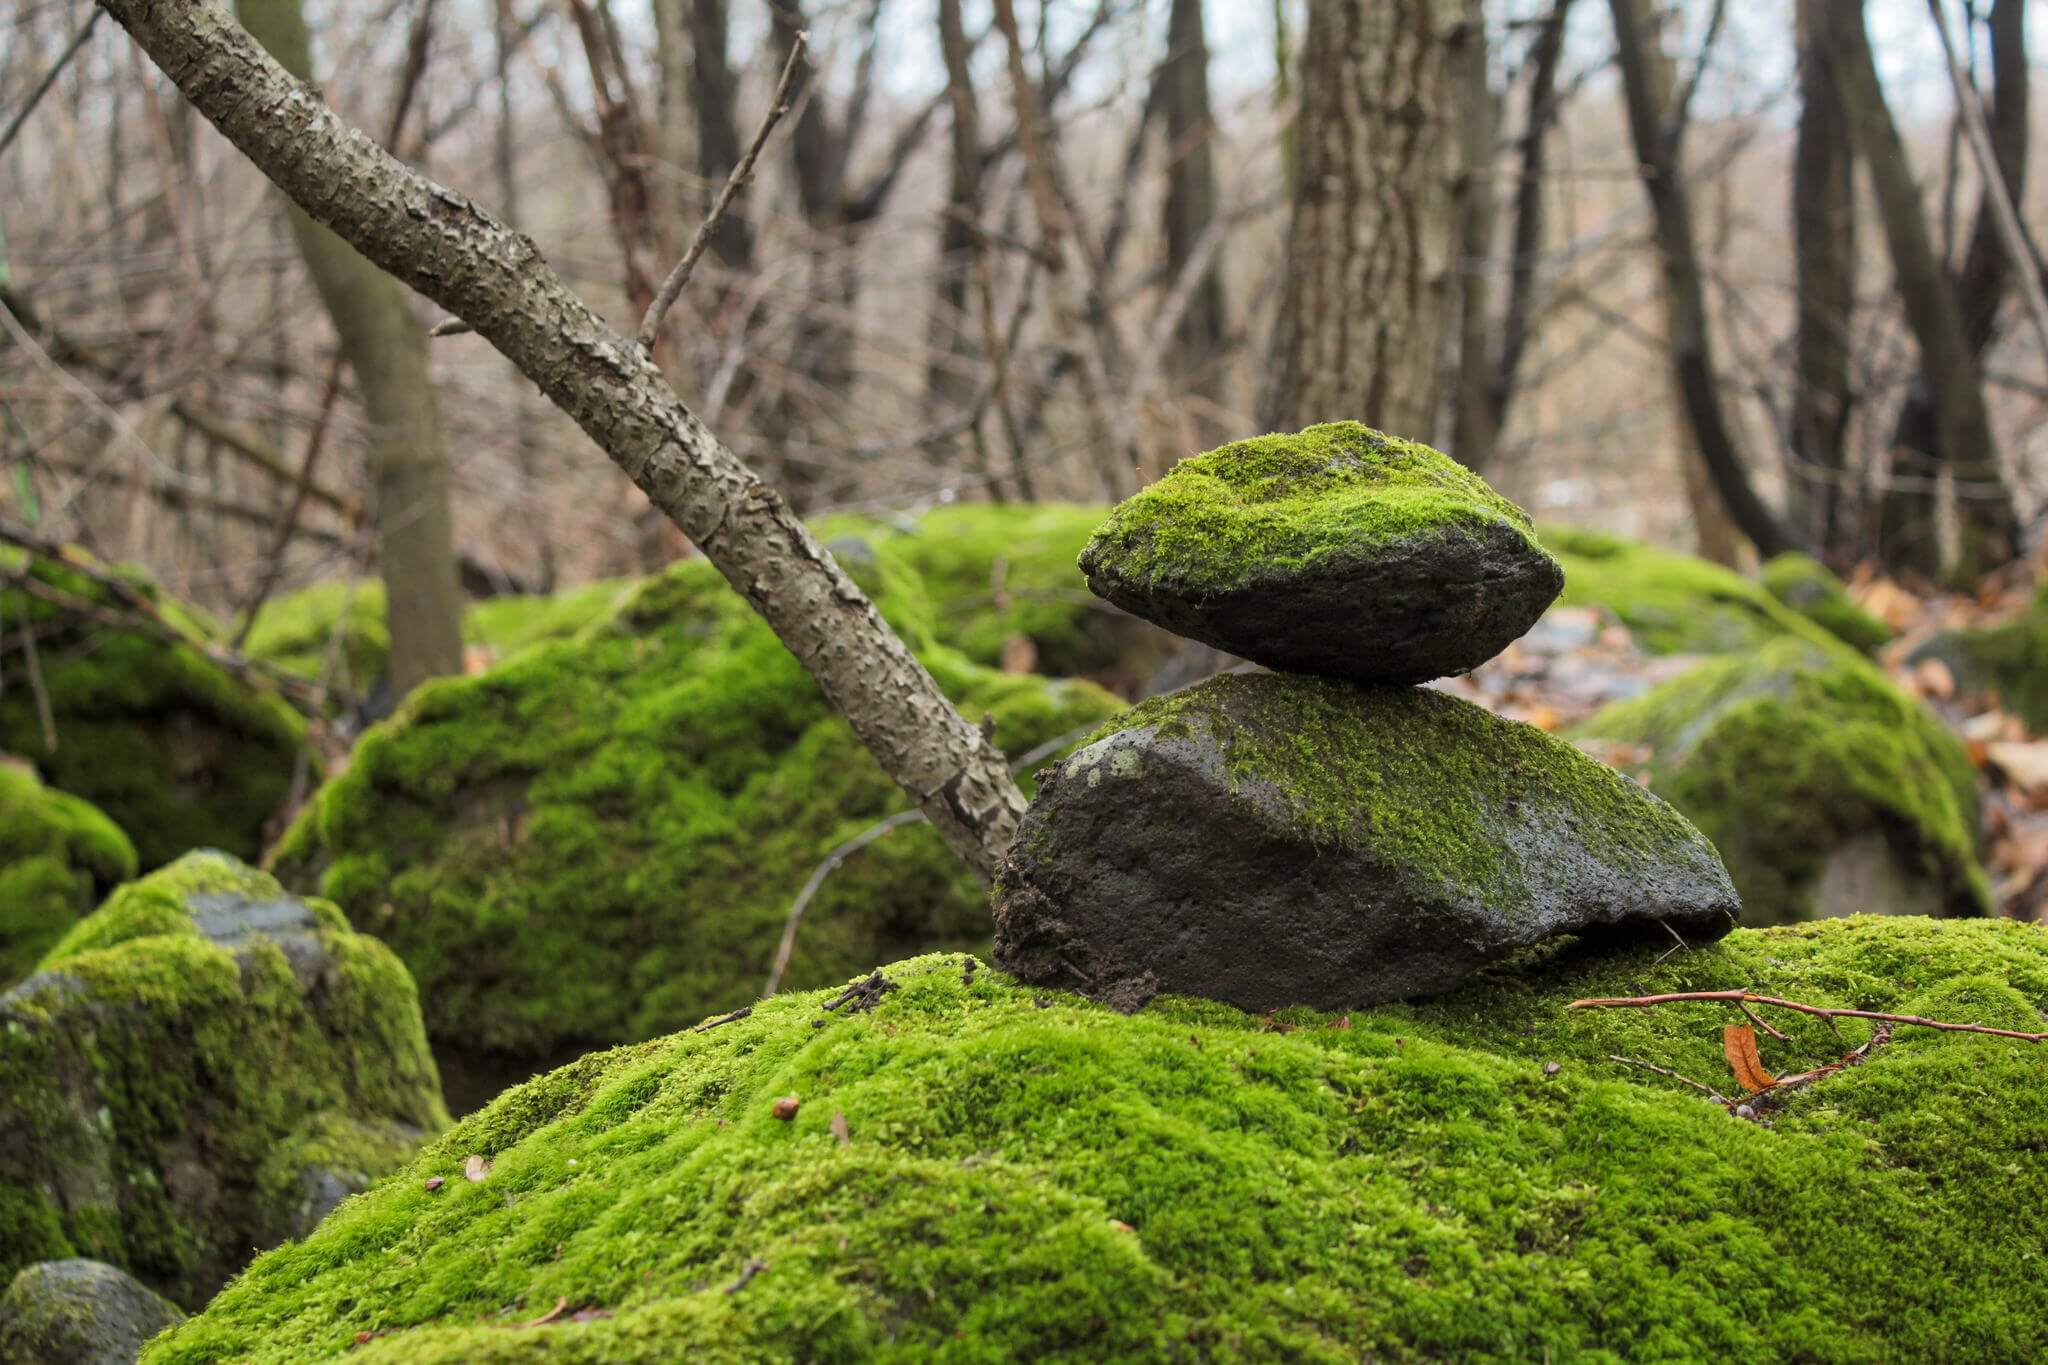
[
  {"x1": 1758, "y1": 553, "x2": 1893, "y2": 655},
  {"x1": 1, "y1": 854, "x2": 447, "y2": 1306},
  {"x1": 1546, "y1": 528, "x2": 1836, "y2": 656},
  {"x1": 1082, "y1": 422, "x2": 1546, "y2": 597},
  {"x1": 1576, "y1": 638, "x2": 1987, "y2": 924},
  {"x1": 146, "y1": 917, "x2": 2048, "y2": 1363},
  {"x1": 0, "y1": 552, "x2": 307, "y2": 867},
  {"x1": 271, "y1": 547, "x2": 1122, "y2": 1083},
  {"x1": 0, "y1": 761, "x2": 135, "y2": 981}
]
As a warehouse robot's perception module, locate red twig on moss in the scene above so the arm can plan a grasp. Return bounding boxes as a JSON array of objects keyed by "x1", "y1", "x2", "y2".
[{"x1": 1567, "y1": 989, "x2": 2048, "y2": 1042}]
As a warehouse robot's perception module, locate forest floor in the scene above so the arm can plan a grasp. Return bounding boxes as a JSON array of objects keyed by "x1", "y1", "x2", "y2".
[{"x1": 1437, "y1": 573, "x2": 2048, "y2": 925}]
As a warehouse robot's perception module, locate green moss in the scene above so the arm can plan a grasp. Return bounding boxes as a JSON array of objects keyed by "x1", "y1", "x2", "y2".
[
  {"x1": 146, "y1": 918, "x2": 2048, "y2": 1363},
  {"x1": 0, "y1": 764, "x2": 136, "y2": 983},
  {"x1": 0, "y1": 853, "x2": 448, "y2": 1306},
  {"x1": 1575, "y1": 638, "x2": 1987, "y2": 924},
  {"x1": 816, "y1": 504, "x2": 1175, "y2": 685},
  {"x1": 1547, "y1": 528, "x2": 1837, "y2": 656},
  {"x1": 1759, "y1": 553, "x2": 1893, "y2": 655},
  {"x1": 271, "y1": 548, "x2": 1123, "y2": 1075},
  {"x1": 0, "y1": 551, "x2": 308, "y2": 868},
  {"x1": 240, "y1": 581, "x2": 390, "y2": 690},
  {"x1": 1926, "y1": 582, "x2": 2048, "y2": 733},
  {"x1": 1083, "y1": 422, "x2": 1548, "y2": 597},
  {"x1": 1090, "y1": 674, "x2": 1715, "y2": 920},
  {"x1": 464, "y1": 582, "x2": 635, "y2": 660}
]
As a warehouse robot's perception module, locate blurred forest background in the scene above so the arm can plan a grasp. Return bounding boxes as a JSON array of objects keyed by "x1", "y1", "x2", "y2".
[{"x1": 4, "y1": 0, "x2": 2041, "y2": 638}]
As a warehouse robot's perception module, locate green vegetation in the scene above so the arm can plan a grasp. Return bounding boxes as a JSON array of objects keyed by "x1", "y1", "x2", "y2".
[
  {"x1": 1759, "y1": 553, "x2": 1893, "y2": 655},
  {"x1": 1575, "y1": 638, "x2": 1987, "y2": 924},
  {"x1": 271, "y1": 546, "x2": 1123, "y2": 1069},
  {"x1": 1088, "y1": 674, "x2": 1718, "y2": 920},
  {"x1": 0, "y1": 762, "x2": 136, "y2": 982},
  {"x1": 146, "y1": 917, "x2": 2048, "y2": 1363},
  {"x1": 0, "y1": 853, "x2": 446, "y2": 1307},
  {"x1": 1546, "y1": 528, "x2": 1836, "y2": 656},
  {"x1": 0, "y1": 552, "x2": 306, "y2": 867},
  {"x1": 1082, "y1": 421, "x2": 1550, "y2": 597},
  {"x1": 242, "y1": 579, "x2": 636, "y2": 689},
  {"x1": 821, "y1": 503, "x2": 1175, "y2": 686},
  {"x1": 1923, "y1": 583, "x2": 2048, "y2": 733}
]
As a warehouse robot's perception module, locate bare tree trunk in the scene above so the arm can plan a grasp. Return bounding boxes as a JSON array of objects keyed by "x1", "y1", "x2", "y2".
[
  {"x1": 100, "y1": 0, "x2": 1024, "y2": 879},
  {"x1": 1260, "y1": 0, "x2": 1454, "y2": 439},
  {"x1": 496, "y1": 0, "x2": 555, "y2": 593},
  {"x1": 1158, "y1": 0, "x2": 1227, "y2": 413},
  {"x1": 1790, "y1": 0, "x2": 1857, "y2": 563},
  {"x1": 1448, "y1": 0, "x2": 1499, "y2": 469},
  {"x1": 1606, "y1": 0, "x2": 1794, "y2": 559},
  {"x1": 1482, "y1": 0, "x2": 1573, "y2": 463},
  {"x1": 927, "y1": 0, "x2": 981, "y2": 415},
  {"x1": 1875, "y1": 0, "x2": 2027, "y2": 579},
  {"x1": 235, "y1": 0, "x2": 464, "y2": 699}
]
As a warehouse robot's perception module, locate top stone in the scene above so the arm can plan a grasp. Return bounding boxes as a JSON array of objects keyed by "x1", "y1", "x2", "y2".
[{"x1": 1079, "y1": 422, "x2": 1565, "y2": 683}]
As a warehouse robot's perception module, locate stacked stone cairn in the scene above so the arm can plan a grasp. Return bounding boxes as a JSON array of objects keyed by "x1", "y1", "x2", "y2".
[{"x1": 993, "y1": 422, "x2": 1740, "y2": 1012}]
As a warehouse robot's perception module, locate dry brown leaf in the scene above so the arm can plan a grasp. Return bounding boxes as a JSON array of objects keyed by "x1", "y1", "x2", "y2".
[
  {"x1": 830, "y1": 1110, "x2": 850, "y2": 1146},
  {"x1": 1108, "y1": 1219, "x2": 1135, "y2": 1233},
  {"x1": 1523, "y1": 704, "x2": 1563, "y2": 733},
  {"x1": 771, "y1": 1095, "x2": 800, "y2": 1121},
  {"x1": 1722, "y1": 1024, "x2": 1778, "y2": 1093},
  {"x1": 464, "y1": 1154, "x2": 491, "y2": 1183},
  {"x1": 422, "y1": 1176, "x2": 445, "y2": 1192},
  {"x1": 999, "y1": 633, "x2": 1037, "y2": 674},
  {"x1": 508, "y1": 1297, "x2": 569, "y2": 1329},
  {"x1": 1988, "y1": 741, "x2": 2048, "y2": 796}
]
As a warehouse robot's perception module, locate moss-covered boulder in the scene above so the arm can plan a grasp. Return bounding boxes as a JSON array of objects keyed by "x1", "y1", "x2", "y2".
[
  {"x1": 1910, "y1": 583, "x2": 2048, "y2": 733},
  {"x1": 996, "y1": 673, "x2": 1736, "y2": 1012},
  {"x1": 0, "y1": 1260, "x2": 183, "y2": 1365},
  {"x1": 0, "y1": 852, "x2": 448, "y2": 1307},
  {"x1": 0, "y1": 763, "x2": 136, "y2": 983},
  {"x1": 271, "y1": 550, "x2": 1122, "y2": 1103},
  {"x1": 1759, "y1": 553, "x2": 1893, "y2": 654},
  {"x1": 242, "y1": 579, "x2": 635, "y2": 691},
  {"x1": 1079, "y1": 423, "x2": 1563, "y2": 683},
  {"x1": 0, "y1": 554, "x2": 307, "y2": 868},
  {"x1": 1576, "y1": 638, "x2": 1988, "y2": 924},
  {"x1": 142, "y1": 918, "x2": 2048, "y2": 1362},
  {"x1": 1547, "y1": 528, "x2": 1835, "y2": 656},
  {"x1": 821, "y1": 503, "x2": 1182, "y2": 690}
]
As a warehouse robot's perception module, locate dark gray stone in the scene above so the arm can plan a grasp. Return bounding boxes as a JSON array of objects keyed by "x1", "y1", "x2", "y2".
[
  {"x1": 994, "y1": 673, "x2": 1738, "y2": 1013},
  {"x1": 0, "y1": 1260, "x2": 183, "y2": 1365}
]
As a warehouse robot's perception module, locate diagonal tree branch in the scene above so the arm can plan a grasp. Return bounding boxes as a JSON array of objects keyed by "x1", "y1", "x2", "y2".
[{"x1": 90, "y1": 0, "x2": 1025, "y2": 879}]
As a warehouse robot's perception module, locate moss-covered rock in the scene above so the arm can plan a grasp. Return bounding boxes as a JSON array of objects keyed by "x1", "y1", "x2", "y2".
[
  {"x1": 996, "y1": 673, "x2": 1736, "y2": 1011},
  {"x1": 0, "y1": 553, "x2": 307, "y2": 868},
  {"x1": 1911, "y1": 583, "x2": 2048, "y2": 734},
  {"x1": 271, "y1": 549, "x2": 1123, "y2": 1101},
  {"x1": 0, "y1": 763, "x2": 136, "y2": 984},
  {"x1": 242, "y1": 579, "x2": 636, "y2": 691},
  {"x1": 0, "y1": 852, "x2": 448, "y2": 1307},
  {"x1": 1575, "y1": 638, "x2": 1988, "y2": 924},
  {"x1": 1080, "y1": 423, "x2": 1563, "y2": 683},
  {"x1": 142, "y1": 918, "x2": 2048, "y2": 1363},
  {"x1": 820, "y1": 503, "x2": 1181, "y2": 690},
  {"x1": 0, "y1": 1259, "x2": 184, "y2": 1365},
  {"x1": 1547, "y1": 528, "x2": 1835, "y2": 656},
  {"x1": 1759, "y1": 553, "x2": 1893, "y2": 655}
]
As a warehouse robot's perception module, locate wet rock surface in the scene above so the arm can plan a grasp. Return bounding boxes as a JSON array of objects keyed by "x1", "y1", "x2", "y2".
[
  {"x1": 994, "y1": 673, "x2": 1738, "y2": 1012},
  {"x1": 0, "y1": 1260, "x2": 183, "y2": 1365}
]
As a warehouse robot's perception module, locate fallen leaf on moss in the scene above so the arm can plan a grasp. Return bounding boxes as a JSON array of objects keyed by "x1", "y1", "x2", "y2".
[
  {"x1": 422, "y1": 1176, "x2": 444, "y2": 1192},
  {"x1": 772, "y1": 1096, "x2": 800, "y2": 1121},
  {"x1": 464, "y1": 1154, "x2": 491, "y2": 1182},
  {"x1": 830, "y1": 1110, "x2": 850, "y2": 1145},
  {"x1": 507, "y1": 1297, "x2": 568, "y2": 1328},
  {"x1": 1722, "y1": 1024, "x2": 1778, "y2": 1093}
]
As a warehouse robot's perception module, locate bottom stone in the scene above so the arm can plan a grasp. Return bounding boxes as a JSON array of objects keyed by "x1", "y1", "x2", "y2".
[{"x1": 994, "y1": 672, "x2": 1739, "y2": 1012}]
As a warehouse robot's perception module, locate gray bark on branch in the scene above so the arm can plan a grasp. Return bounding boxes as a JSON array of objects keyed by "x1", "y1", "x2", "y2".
[{"x1": 91, "y1": 0, "x2": 1025, "y2": 879}]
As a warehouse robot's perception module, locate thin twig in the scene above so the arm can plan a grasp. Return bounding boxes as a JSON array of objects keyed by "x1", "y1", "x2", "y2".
[
  {"x1": 1606, "y1": 1055, "x2": 1730, "y2": 1105},
  {"x1": 1568, "y1": 989, "x2": 2048, "y2": 1042},
  {"x1": 0, "y1": 10, "x2": 103, "y2": 162},
  {"x1": 637, "y1": 34, "x2": 807, "y2": 351},
  {"x1": 229, "y1": 351, "x2": 347, "y2": 651},
  {"x1": 764, "y1": 809, "x2": 924, "y2": 997}
]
